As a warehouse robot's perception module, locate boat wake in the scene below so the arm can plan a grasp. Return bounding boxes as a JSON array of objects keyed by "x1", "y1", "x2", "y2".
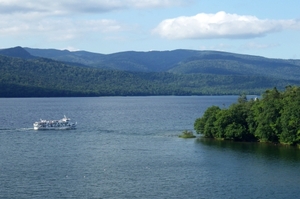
[
  {"x1": 0, "y1": 127, "x2": 34, "y2": 132},
  {"x1": 18, "y1": 128, "x2": 34, "y2": 131}
]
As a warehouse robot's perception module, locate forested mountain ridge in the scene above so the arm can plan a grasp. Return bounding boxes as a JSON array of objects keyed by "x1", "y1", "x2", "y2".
[
  {"x1": 0, "y1": 46, "x2": 36, "y2": 59},
  {"x1": 25, "y1": 47, "x2": 199, "y2": 72},
  {"x1": 23, "y1": 47, "x2": 300, "y2": 80},
  {"x1": 1, "y1": 46, "x2": 300, "y2": 97}
]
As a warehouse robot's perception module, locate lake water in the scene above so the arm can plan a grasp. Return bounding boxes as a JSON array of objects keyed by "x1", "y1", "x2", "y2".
[{"x1": 0, "y1": 96, "x2": 299, "y2": 199}]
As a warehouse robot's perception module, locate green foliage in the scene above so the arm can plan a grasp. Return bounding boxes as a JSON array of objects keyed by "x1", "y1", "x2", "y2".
[
  {"x1": 194, "y1": 86, "x2": 300, "y2": 145},
  {"x1": 194, "y1": 106, "x2": 221, "y2": 137},
  {"x1": 252, "y1": 88, "x2": 282, "y2": 142},
  {"x1": 178, "y1": 130, "x2": 196, "y2": 138},
  {"x1": 279, "y1": 86, "x2": 300, "y2": 144}
]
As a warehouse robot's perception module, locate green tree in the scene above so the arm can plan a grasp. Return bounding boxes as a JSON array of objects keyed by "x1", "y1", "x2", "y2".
[
  {"x1": 253, "y1": 88, "x2": 282, "y2": 142},
  {"x1": 214, "y1": 101, "x2": 253, "y2": 141},
  {"x1": 194, "y1": 106, "x2": 221, "y2": 137},
  {"x1": 194, "y1": 86, "x2": 300, "y2": 146},
  {"x1": 279, "y1": 86, "x2": 300, "y2": 144},
  {"x1": 225, "y1": 122, "x2": 246, "y2": 140}
]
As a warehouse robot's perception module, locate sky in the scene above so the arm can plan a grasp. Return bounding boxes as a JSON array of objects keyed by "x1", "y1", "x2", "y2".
[{"x1": 0, "y1": 0, "x2": 300, "y2": 59}]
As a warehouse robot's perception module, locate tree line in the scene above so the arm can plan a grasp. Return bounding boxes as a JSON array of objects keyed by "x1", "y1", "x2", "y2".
[{"x1": 194, "y1": 86, "x2": 300, "y2": 146}]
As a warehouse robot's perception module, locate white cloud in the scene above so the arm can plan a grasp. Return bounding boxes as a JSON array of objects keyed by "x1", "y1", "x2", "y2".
[
  {"x1": 0, "y1": 0, "x2": 186, "y2": 41},
  {"x1": 152, "y1": 11, "x2": 300, "y2": 40},
  {"x1": 127, "y1": 0, "x2": 192, "y2": 8},
  {"x1": 0, "y1": 0, "x2": 189, "y2": 15},
  {"x1": 0, "y1": 15, "x2": 125, "y2": 42}
]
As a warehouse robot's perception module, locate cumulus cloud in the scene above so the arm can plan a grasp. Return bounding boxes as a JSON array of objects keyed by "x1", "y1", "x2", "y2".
[
  {"x1": 127, "y1": 0, "x2": 191, "y2": 8},
  {"x1": 0, "y1": 0, "x2": 189, "y2": 40},
  {"x1": 153, "y1": 11, "x2": 300, "y2": 39},
  {"x1": 0, "y1": 0, "x2": 190, "y2": 15},
  {"x1": 0, "y1": 15, "x2": 125, "y2": 42}
]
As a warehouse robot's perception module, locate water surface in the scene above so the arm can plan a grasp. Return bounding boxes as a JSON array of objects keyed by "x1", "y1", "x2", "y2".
[{"x1": 0, "y1": 96, "x2": 299, "y2": 198}]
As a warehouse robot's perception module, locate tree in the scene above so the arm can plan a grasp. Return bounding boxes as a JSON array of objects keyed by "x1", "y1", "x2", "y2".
[
  {"x1": 253, "y1": 88, "x2": 282, "y2": 142},
  {"x1": 194, "y1": 106, "x2": 221, "y2": 137},
  {"x1": 194, "y1": 86, "x2": 300, "y2": 146},
  {"x1": 279, "y1": 86, "x2": 300, "y2": 144},
  {"x1": 225, "y1": 122, "x2": 246, "y2": 141},
  {"x1": 237, "y1": 93, "x2": 247, "y2": 104}
]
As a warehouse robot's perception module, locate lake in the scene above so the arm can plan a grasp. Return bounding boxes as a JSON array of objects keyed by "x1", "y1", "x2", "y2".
[{"x1": 0, "y1": 96, "x2": 300, "y2": 198}]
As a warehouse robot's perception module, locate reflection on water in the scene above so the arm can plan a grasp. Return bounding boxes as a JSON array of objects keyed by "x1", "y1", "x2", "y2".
[{"x1": 196, "y1": 137, "x2": 300, "y2": 162}]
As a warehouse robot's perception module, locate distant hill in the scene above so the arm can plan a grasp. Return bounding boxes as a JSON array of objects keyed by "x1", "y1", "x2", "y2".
[
  {"x1": 24, "y1": 47, "x2": 105, "y2": 66},
  {"x1": 24, "y1": 47, "x2": 300, "y2": 81},
  {"x1": 169, "y1": 51, "x2": 300, "y2": 80},
  {"x1": 25, "y1": 48, "x2": 198, "y2": 72},
  {"x1": 1, "y1": 46, "x2": 300, "y2": 97},
  {"x1": 0, "y1": 46, "x2": 36, "y2": 59}
]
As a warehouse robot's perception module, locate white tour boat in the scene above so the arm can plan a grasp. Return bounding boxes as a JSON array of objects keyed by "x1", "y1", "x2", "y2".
[{"x1": 33, "y1": 115, "x2": 77, "y2": 130}]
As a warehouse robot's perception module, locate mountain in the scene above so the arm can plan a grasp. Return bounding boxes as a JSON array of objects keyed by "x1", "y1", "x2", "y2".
[
  {"x1": 1, "y1": 46, "x2": 300, "y2": 97},
  {"x1": 169, "y1": 51, "x2": 300, "y2": 80},
  {"x1": 25, "y1": 48, "x2": 198, "y2": 72},
  {"x1": 24, "y1": 47, "x2": 300, "y2": 81},
  {"x1": 0, "y1": 46, "x2": 36, "y2": 59},
  {"x1": 24, "y1": 47, "x2": 105, "y2": 66}
]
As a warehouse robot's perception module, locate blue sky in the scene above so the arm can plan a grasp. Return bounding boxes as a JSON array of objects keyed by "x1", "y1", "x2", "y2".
[{"x1": 0, "y1": 0, "x2": 299, "y2": 59}]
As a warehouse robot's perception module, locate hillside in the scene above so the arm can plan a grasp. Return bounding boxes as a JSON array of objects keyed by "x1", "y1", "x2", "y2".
[
  {"x1": 0, "y1": 46, "x2": 36, "y2": 59},
  {"x1": 0, "y1": 54, "x2": 299, "y2": 97},
  {"x1": 169, "y1": 52, "x2": 300, "y2": 80},
  {"x1": 25, "y1": 48, "x2": 198, "y2": 72},
  {"x1": 24, "y1": 47, "x2": 300, "y2": 81},
  {"x1": 1, "y1": 46, "x2": 300, "y2": 97},
  {"x1": 24, "y1": 47, "x2": 105, "y2": 66}
]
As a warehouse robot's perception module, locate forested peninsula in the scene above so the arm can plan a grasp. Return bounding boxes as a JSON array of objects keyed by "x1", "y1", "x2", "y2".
[{"x1": 194, "y1": 86, "x2": 300, "y2": 146}]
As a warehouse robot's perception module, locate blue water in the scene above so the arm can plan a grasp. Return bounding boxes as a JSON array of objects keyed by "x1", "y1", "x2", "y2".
[{"x1": 0, "y1": 96, "x2": 299, "y2": 198}]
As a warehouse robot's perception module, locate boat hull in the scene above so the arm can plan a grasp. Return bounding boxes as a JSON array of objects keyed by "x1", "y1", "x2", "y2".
[{"x1": 33, "y1": 126, "x2": 76, "y2": 130}]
